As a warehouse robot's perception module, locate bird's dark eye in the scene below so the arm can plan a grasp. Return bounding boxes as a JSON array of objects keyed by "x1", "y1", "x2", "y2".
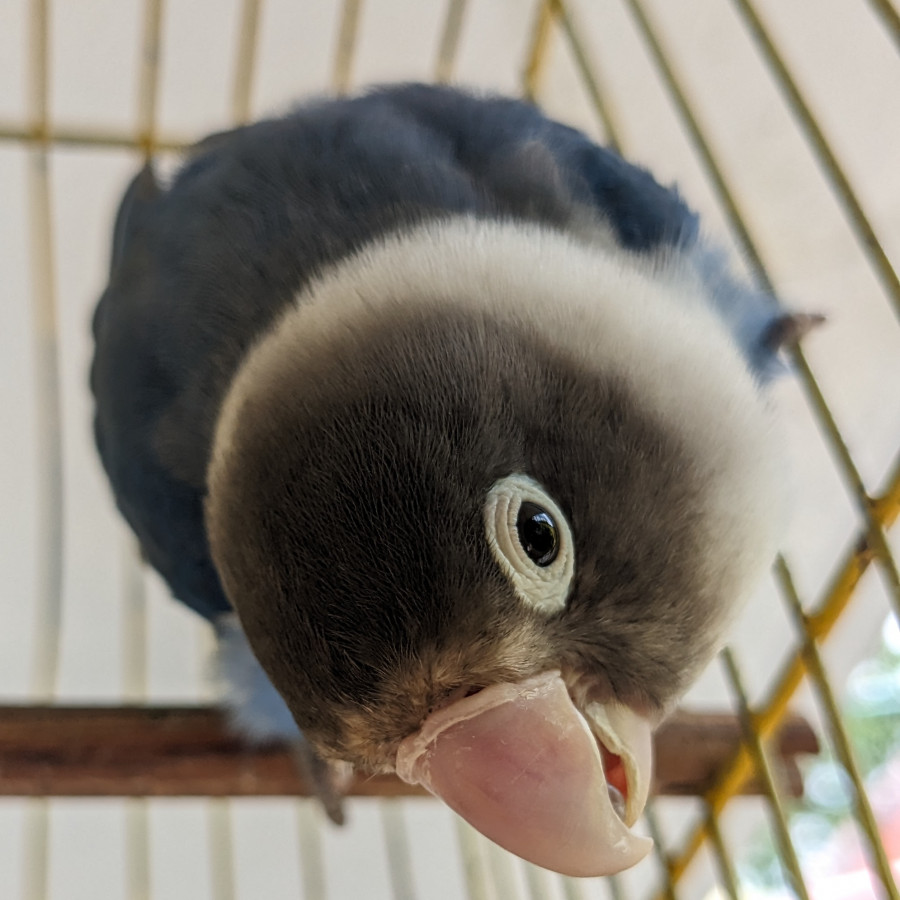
[
  {"x1": 516, "y1": 502, "x2": 559, "y2": 567},
  {"x1": 484, "y1": 474, "x2": 574, "y2": 614}
]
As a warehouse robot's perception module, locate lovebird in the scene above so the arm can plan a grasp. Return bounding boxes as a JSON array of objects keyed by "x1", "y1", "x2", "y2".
[{"x1": 91, "y1": 83, "x2": 811, "y2": 877}]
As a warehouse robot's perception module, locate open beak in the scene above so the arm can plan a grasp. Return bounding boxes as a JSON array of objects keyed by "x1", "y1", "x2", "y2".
[{"x1": 395, "y1": 670, "x2": 653, "y2": 877}]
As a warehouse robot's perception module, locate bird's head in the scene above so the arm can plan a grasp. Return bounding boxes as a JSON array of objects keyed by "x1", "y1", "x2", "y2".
[{"x1": 206, "y1": 219, "x2": 785, "y2": 876}]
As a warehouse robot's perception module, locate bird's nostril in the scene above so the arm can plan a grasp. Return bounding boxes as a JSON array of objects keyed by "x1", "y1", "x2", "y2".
[{"x1": 433, "y1": 684, "x2": 484, "y2": 713}]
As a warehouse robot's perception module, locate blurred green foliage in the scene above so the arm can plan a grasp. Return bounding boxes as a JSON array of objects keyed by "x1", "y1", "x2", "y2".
[{"x1": 738, "y1": 616, "x2": 900, "y2": 893}]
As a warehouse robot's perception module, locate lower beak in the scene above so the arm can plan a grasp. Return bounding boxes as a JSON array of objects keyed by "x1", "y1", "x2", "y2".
[{"x1": 395, "y1": 670, "x2": 653, "y2": 877}]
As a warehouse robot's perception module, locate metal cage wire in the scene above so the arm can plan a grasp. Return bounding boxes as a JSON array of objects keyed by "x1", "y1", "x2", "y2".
[{"x1": 1, "y1": 0, "x2": 898, "y2": 898}]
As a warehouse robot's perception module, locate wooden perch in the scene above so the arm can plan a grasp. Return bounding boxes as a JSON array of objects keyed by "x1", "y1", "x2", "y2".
[{"x1": 0, "y1": 705, "x2": 818, "y2": 799}]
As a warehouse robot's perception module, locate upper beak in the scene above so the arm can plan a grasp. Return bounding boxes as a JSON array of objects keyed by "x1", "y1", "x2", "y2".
[{"x1": 395, "y1": 670, "x2": 653, "y2": 877}]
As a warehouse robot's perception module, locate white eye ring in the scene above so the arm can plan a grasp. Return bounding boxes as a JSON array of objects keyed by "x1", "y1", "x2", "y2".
[{"x1": 483, "y1": 474, "x2": 575, "y2": 615}]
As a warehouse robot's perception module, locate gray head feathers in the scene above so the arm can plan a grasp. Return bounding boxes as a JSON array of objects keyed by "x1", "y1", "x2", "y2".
[{"x1": 206, "y1": 216, "x2": 784, "y2": 769}]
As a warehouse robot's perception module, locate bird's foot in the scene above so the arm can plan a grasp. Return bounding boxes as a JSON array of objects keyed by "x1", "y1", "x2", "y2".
[{"x1": 291, "y1": 740, "x2": 354, "y2": 826}]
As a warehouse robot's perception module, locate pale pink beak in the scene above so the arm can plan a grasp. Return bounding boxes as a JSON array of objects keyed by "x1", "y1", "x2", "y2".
[{"x1": 395, "y1": 670, "x2": 653, "y2": 877}]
